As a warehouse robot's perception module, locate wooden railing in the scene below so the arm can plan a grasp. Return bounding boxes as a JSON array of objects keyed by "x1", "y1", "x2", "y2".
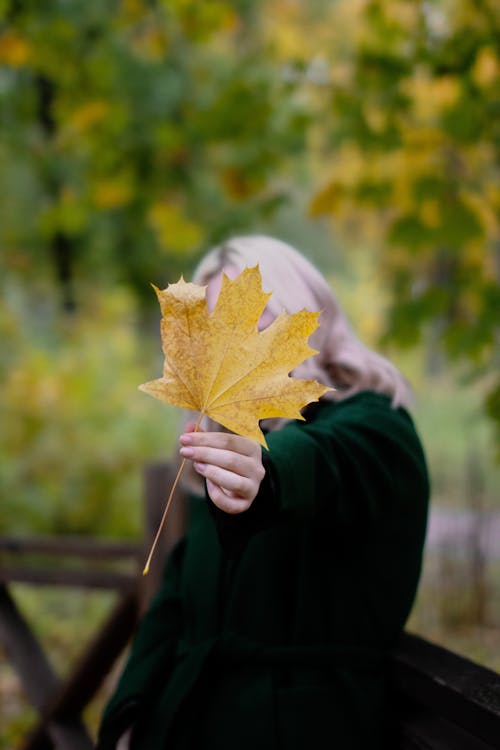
[
  {"x1": 390, "y1": 632, "x2": 500, "y2": 749},
  {"x1": 0, "y1": 579, "x2": 138, "y2": 750},
  {"x1": 1, "y1": 462, "x2": 499, "y2": 749},
  {"x1": 0, "y1": 462, "x2": 186, "y2": 750}
]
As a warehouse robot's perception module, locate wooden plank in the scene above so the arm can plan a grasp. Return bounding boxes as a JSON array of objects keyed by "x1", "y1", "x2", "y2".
[
  {"x1": 390, "y1": 632, "x2": 500, "y2": 748},
  {"x1": 0, "y1": 583, "x2": 93, "y2": 750},
  {"x1": 0, "y1": 566, "x2": 137, "y2": 591},
  {"x1": 395, "y1": 695, "x2": 495, "y2": 750},
  {"x1": 22, "y1": 589, "x2": 140, "y2": 750},
  {"x1": 0, "y1": 535, "x2": 142, "y2": 560},
  {"x1": 51, "y1": 587, "x2": 140, "y2": 716},
  {"x1": 24, "y1": 723, "x2": 94, "y2": 750},
  {"x1": 0, "y1": 583, "x2": 60, "y2": 711}
]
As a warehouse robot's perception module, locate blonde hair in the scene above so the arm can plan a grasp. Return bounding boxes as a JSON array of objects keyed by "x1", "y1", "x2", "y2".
[{"x1": 192, "y1": 235, "x2": 412, "y2": 412}]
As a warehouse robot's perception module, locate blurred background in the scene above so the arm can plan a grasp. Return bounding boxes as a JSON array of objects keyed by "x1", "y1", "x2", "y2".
[{"x1": 0, "y1": 0, "x2": 499, "y2": 745}]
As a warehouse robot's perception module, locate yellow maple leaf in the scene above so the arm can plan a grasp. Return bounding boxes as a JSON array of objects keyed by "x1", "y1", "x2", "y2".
[
  {"x1": 139, "y1": 265, "x2": 331, "y2": 574},
  {"x1": 139, "y1": 265, "x2": 330, "y2": 447}
]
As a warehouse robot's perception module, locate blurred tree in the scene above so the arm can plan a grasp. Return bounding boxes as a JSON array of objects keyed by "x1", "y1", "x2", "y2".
[
  {"x1": 1, "y1": 0, "x2": 499, "y2": 443},
  {"x1": 0, "y1": 0, "x2": 309, "y2": 308},
  {"x1": 290, "y1": 0, "x2": 499, "y2": 446}
]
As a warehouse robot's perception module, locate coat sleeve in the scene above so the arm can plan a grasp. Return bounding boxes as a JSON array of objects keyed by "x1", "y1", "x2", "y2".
[
  {"x1": 208, "y1": 393, "x2": 429, "y2": 557},
  {"x1": 266, "y1": 392, "x2": 429, "y2": 527},
  {"x1": 96, "y1": 539, "x2": 186, "y2": 749},
  {"x1": 206, "y1": 451, "x2": 280, "y2": 558}
]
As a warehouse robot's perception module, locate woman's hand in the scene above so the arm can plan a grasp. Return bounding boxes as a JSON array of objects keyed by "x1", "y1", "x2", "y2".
[{"x1": 179, "y1": 423, "x2": 265, "y2": 514}]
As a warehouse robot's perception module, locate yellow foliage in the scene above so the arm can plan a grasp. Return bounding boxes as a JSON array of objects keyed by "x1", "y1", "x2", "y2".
[
  {"x1": 139, "y1": 267, "x2": 330, "y2": 446},
  {"x1": 464, "y1": 190, "x2": 496, "y2": 237},
  {"x1": 364, "y1": 104, "x2": 388, "y2": 134},
  {"x1": 420, "y1": 199, "x2": 441, "y2": 229},
  {"x1": 121, "y1": 0, "x2": 146, "y2": 21},
  {"x1": 92, "y1": 175, "x2": 134, "y2": 209},
  {"x1": 450, "y1": 0, "x2": 495, "y2": 34},
  {"x1": 323, "y1": 144, "x2": 366, "y2": 187},
  {"x1": 0, "y1": 32, "x2": 31, "y2": 67},
  {"x1": 403, "y1": 75, "x2": 461, "y2": 121},
  {"x1": 459, "y1": 287, "x2": 483, "y2": 319},
  {"x1": 68, "y1": 101, "x2": 110, "y2": 133},
  {"x1": 312, "y1": 141, "x2": 434, "y2": 220},
  {"x1": 7, "y1": 364, "x2": 61, "y2": 419},
  {"x1": 386, "y1": 1, "x2": 421, "y2": 29},
  {"x1": 400, "y1": 127, "x2": 446, "y2": 156},
  {"x1": 263, "y1": 1, "x2": 306, "y2": 60},
  {"x1": 329, "y1": 62, "x2": 353, "y2": 88},
  {"x1": 264, "y1": 0, "x2": 361, "y2": 61},
  {"x1": 147, "y1": 199, "x2": 203, "y2": 254},
  {"x1": 38, "y1": 187, "x2": 87, "y2": 237},
  {"x1": 309, "y1": 181, "x2": 344, "y2": 216},
  {"x1": 484, "y1": 245, "x2": 500, "y2": 280},
  {"x1": 130, "y1": 26, "x2": 169, "y2": 60},
  {"x1": 472, "y1": 46, "x2": 499, "y2": 89},
  {"x1": 166, "y1": 0, "x2": 238, "y2": 39},
  {"x1": 220, "y1": 168, "x2": 263, "y2": 199},
  {"x1": 485, "y1": 182, "x2": 500, "y2": 213}
]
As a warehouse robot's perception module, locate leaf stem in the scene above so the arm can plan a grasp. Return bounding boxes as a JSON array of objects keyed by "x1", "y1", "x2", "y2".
[{"x1": 143, "y1": 412, "x2": 203, "y2": 575}]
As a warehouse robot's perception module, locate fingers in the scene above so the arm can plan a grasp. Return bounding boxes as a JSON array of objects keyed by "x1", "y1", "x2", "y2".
[
  {"x1": 205, "y1": 479, "x2": 254, "y2": 515},
  {"x1": 178, "y1": 430, "x2": 265, "y2": 512},
  {"x1": 195, "y1": 461, "x2": 254, "y2": 497},
  {"x1": 180, "y1": 430, "x2": 257, "y2": 457},
  {"x1": 180, "y1": 445, "x2": 255, "y2": 477}
]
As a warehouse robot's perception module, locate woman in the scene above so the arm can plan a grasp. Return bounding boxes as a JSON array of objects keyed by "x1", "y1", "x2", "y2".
[{"x1": 97, "y1": 236, "x2": 429, "y2": 750}]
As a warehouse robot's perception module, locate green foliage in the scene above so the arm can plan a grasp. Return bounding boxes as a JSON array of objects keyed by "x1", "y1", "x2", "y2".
[
  {"x1": 305, "y1": 0, "x2": 500, "y2": 445},
  {"x1": 0, "y1": 278, "x2": 177, "y2": 537},
  {"x1": 2, "y1": 0, "x2": 498, "y2": 443},
  {"x1": 0, "y1": 0, "x2": 308, "y2": 306}
]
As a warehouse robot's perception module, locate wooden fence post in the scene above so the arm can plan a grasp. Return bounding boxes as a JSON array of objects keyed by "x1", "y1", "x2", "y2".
[{"x1": 0, "y1": 583, "x2": 93, "y2": 750}]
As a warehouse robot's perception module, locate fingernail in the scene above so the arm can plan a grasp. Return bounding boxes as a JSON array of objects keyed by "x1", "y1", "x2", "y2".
[
  {"x1": 180, "y1": 446, "x2": 194, "y2": 457},
  {"x1": 180, "y1": 434, "x2": 192, "y2": 445}
]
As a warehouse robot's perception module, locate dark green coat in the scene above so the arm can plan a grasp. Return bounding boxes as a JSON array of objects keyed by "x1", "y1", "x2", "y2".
[{"x1": 98, "y1": 392, "x2": 429, "y2": 750}]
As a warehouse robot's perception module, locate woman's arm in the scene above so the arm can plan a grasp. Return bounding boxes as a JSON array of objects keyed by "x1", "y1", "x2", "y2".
[{"x1": 178, "y1": 393, "x2": 429, "y2": 554}]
